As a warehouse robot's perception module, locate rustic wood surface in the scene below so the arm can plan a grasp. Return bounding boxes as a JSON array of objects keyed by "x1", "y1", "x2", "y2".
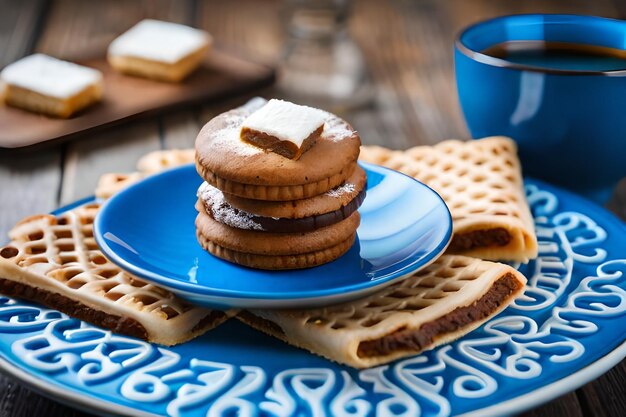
[{"x1": 0, "y1": 0, "x2": 625, "y2": 416}]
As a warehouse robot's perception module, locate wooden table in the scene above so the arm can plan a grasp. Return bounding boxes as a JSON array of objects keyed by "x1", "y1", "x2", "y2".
[{"x1": 0, "y1": 1, "x2": 625, "y2": 416}]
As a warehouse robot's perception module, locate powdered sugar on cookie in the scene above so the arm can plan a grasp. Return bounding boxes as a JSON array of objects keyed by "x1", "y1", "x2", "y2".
[
  {"x1": 326, "y1": 182, "x2": 356, "y2": 198},
  {"x1": 197, "y1": 182, "x2": 264, "y2": 231},
  {"x1": 323, "y1": 114, "x2": 356, "y2": 142},
  {"x1": 210, "y1": 113, "x2": 262, "y2": 157}
]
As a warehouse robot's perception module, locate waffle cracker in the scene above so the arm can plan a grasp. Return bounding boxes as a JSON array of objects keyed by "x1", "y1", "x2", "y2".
[
  {"x1": 239, "y1": 255, "x2": 525, "y2": 368},
  {"x1": 95, "y1": 149, "x2": 195, "y2": 199},
  {"x1": 360, "y1": 137, "x2": 537, "y2": 262},
  {"x1": 95, "y1": 172, "x2": 145, "y2": 199},
  {"x1": 136, "y1": 149, "x2": 195, "y2": 174},
  {"x1": 0, "y1": 203, "x2": 229, "y2": 345}
]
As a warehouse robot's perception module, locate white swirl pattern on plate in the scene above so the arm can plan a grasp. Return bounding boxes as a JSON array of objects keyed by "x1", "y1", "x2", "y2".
[{"x1": 0, "y1": 183, "x2": 625, "y2": 417}]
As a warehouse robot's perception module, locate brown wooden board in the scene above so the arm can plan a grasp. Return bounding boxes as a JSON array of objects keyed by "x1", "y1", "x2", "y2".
[{"x1": 0, "y1": 49, "x2": 275, "y2": 149}]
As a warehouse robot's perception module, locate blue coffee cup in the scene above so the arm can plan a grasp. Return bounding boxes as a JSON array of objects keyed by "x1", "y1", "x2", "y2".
[{"x1": 455, "y1": 14, "x2": 626, "y2": 203}]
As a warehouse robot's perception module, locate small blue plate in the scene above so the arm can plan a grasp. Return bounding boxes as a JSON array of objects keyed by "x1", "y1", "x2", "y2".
[{"x1": 94, "y1": 162, "x2": 453, "y2": 308}]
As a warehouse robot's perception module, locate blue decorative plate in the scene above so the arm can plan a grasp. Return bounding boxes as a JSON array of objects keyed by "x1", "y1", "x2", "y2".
[
  {"x1": 93, "y1": 163, "x2": 453, "y2": 309},
  {"x1": 0, "y1": 179, "x2": 625, "y2": 417}
]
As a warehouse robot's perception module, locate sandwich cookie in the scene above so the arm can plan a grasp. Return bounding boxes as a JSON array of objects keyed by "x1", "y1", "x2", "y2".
[
  {"x1": 195, "y1": 205, "x2": 360, "y2": 270},
  {"x1": 195, "y1": 102, "x2": 361, "y2": 201},
  {"x1": 197, "y1": 166, "x2": 367, "y2": 233}
]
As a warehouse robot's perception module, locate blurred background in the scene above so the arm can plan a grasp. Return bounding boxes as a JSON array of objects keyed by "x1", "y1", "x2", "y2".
[
  {"x1": 1, "y1": 0, "x2": 625, "y2": 217},
  {"x1": 0, "y1": 1, "x2": 625, "y2": 416}
]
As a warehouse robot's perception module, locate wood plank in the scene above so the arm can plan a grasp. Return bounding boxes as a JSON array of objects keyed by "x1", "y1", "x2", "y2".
[
  {"x1": 196, "y1": 0, "x2": 282, "y2": 62},
  {"x1": 36, "y1": 0, "x2": 193, "y2": 58},
  {"x1": 577, "y1": 361, "x2": 626, "y2": 417},
  {"x1": 607, "y1": 179, "x2": 626, "y2": 221},
  {"x1": 612, "y1": 0, "x2": 626, "y2": 18},
  {"x1": 59, "y1": 121, "x2": 161, "y2": 203},
  {"x1": 0, "y1": 377, "x2": 90, "y2": 417},
  {"x1": 522, "y1": 392, "x2": 585, "y2": 417},
  {"x1": 347, "y1": 100, "x2": 402, "y2": 148},
  {"x1": 0, "y1": 152, "x2": 62, "y2": 237},
  {"x1": 0, "y1": 0, "x2": 47, "y2": 67},
  {"x1": 161, "y1": 111, "x2": 200, "y2": 150},
  {"x1": 349, "y1": 0, "x2": 467, "y2": 147}
]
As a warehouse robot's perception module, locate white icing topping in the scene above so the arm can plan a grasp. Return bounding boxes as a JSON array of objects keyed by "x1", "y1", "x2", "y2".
[
  {"x1": 241, "y1": 99, "x2": 326, "y2": 148},
  {"x1": 108, "y1": 19, "x2": 210, "y2": 64},
  {"x1": 326, "y1": 182, "x2": 356, "y2": 198},
  {"x1": 197, "y1": 182, "x2": 264, "y2": 231},
  {"x1": 0, "y1": 54, "x2": 102, "y2": 99}
]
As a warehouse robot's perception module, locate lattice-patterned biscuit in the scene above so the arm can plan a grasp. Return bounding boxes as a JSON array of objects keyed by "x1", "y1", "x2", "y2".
[
  {"x1": 95, "y1": 172, "x2": 145, "y2": 199},
  {"x1": 360, "y1": 137, "x2": 537, "y2": 262},
  {"x1": 0, "y1": 203, "x2": 229, "y2": 345},
  {"x1": 239, "y1": 255, "x2": 526, "y2": 368},
  {"x1": 136, "y1": 149, "x2": 195, "y2": 174},
  {"x1": 95, "y1": 149, "x2": 195, "y2": 199}
]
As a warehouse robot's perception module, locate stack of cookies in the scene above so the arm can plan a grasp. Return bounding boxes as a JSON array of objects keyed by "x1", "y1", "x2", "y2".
[{"x1": 194, "y1": 99, "x2": 365, "y2": 270}]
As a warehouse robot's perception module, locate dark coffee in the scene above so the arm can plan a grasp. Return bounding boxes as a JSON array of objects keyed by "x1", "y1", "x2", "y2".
[{"x1": 482, "y1": 41, "x2": 626, "y2": 72}]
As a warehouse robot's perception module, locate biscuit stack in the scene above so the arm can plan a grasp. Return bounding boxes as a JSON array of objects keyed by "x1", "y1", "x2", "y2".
[{"x1": 194, "y1": 99, "x2": 365, "y2": 270}]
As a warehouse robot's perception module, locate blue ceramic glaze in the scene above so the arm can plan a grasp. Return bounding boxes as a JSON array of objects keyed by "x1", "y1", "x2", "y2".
[
  {"x1": 94, "y1": 163, "x2": 452, "y2": 309},
  {"x1": 455, "y1": 14, "x2": 626, "y2": 203},
  {"x1": 1, "y1": 179, "x2": 625, "y2": 417}
]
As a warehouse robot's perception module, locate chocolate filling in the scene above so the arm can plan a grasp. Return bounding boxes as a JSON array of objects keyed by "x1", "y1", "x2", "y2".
[
  {"x1": 0, "y1": 278, "x2": 226, "y2": 342},
  {"x1": 191, "y1": 310, "x2": 228, "y2": 333},
  {"x1": 237, "y1": 310, "x2": 286, "y2": 337},
  {"x1": 448, "y1": 228, "x2": 511, "y2": 252},
  {"x1": 356, "y1": 273, "x2": 520, "y2": 358},
  {"x1": 203, "y1": 188, "x2": 366, "y2": 233},
  {"x1": 0, "y1": 278, "x2": 149, "y2": 340}
]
